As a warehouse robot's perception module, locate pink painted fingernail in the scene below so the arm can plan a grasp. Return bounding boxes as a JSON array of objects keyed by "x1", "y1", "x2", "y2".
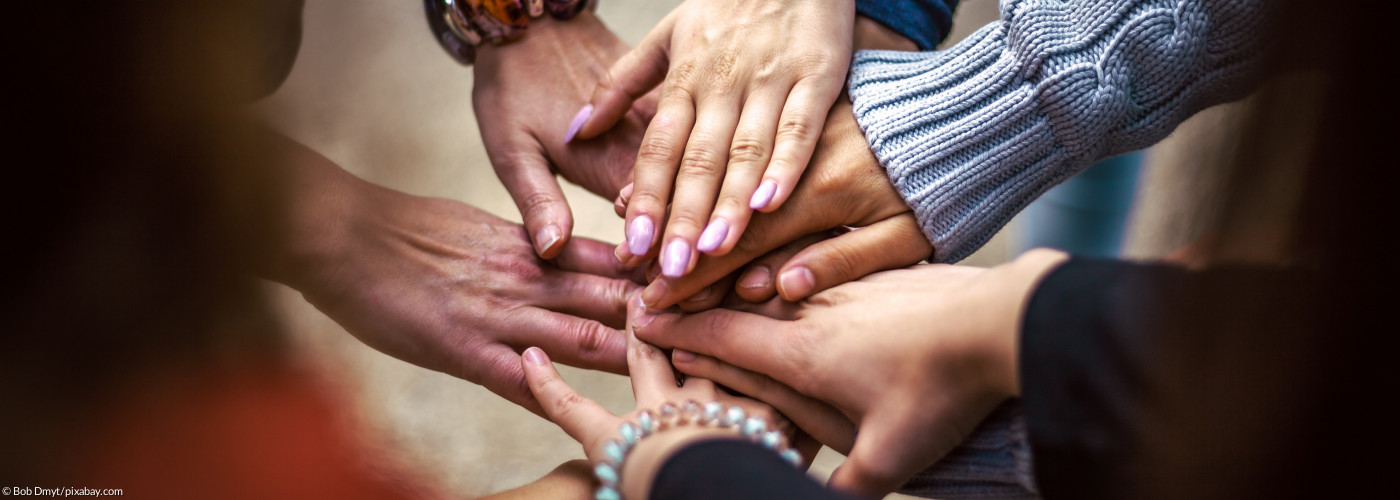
[
  {"x1": 672, "y1": 349, "x2": 697, "y2": 362},
  {"x1": 627, "y1": 216, "x2": 654, "y2": 256},
  {"x1": 778, "y1": 266, "x2": 816, "y2": 299},
  {"x1": 749, "y1": 179, "x2": 778, "y2": 210},
  {"x1": 696, "y1": 219, "x2": 730, "y2": 253},
  {"x1": 564, "y1": 104, "x2": 593, "y2": 144},
  {"x1": 661, "y1": 239, "x2": 691, "y2": 279},
  {"x1": 523, "y1": 347, "x2": 549, "y2": 364}
]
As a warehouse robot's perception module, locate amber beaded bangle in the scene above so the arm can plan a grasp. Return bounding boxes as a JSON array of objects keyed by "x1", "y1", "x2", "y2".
[{"x1": 424, "y1": 0, "x2": 596, "y2": 65}]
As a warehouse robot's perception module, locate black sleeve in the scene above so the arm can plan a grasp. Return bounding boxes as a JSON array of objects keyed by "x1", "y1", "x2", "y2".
[
  {"x1": 650, "y1": 439, "x2": 857, "y2": 500},
  {"x1": 1019, "y1": 257, "x2": 1316, "y2": 499}
]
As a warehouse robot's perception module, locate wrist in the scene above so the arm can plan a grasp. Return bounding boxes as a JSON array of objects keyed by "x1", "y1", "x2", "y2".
[
  {"x1": 854, "y1": 15, "x2": 917, "y2": 51},
  {"x1": 619, "y1": 428, "x2": 742, "y2": 500},
  {"x1": 997, "y1": 249, "x2": 1070, "y2": 396},
  {"x1": 261, "y1": 138, "x2": 368, "y2": 294}
]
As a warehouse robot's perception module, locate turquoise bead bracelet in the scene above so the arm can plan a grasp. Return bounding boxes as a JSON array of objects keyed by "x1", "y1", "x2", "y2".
[{"x1": 592, "y1": 400, "x2": 803, "y2": 500}]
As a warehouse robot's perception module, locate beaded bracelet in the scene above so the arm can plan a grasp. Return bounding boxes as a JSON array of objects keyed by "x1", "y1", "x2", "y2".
[
  {"x1": 592, "y1": 400, "x2": 804, "y2": 500},
  {"x1": 424, "y1": 0, "x2": 597, "y2": 65}
]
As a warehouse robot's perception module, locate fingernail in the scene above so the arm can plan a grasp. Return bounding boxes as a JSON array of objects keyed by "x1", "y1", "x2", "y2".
[
  {"x1": 696, "y1": 219, "x2": 730, "y2": 253},
  {"x1": 614, "y1": 243, "x2": 631, "y2": 265},
  {"x1": 523, "y1": 347, "x2": 549, "y2": 364},
  {"x1": 633, "y1": 311, "x2": 656, "y2": 330},
  {"x1": 627, "y1": 216, "x2": 654, "y2": 256},
  {"x1": 672, "y1": 349, "x2": 697, "y2": 363},
  {"x1": 641, "y1": 279, "x2": 669, "y2": 308},
  {"x1": 683, "y1": 285, "x2": 714, "y2": 303},
  {"x1": 534, "y1": 224, "x2": 563, "y2": 255},
  {"x1": 661, "y1": 239, "x2": 691, "y2": 279},
  {"x1": 738, "y1": 265, "x2": 772, "y2": 289},
  {"x1": 564, "y1": 104, "x2": 593, "y2": 144},
  {"x1": 619, "y1": 183, "x2": 634, "y2": 203},
  {"x1": 777, "y1": 267, "x2": 815, "y2": 299},
  {"x1": 749, "y1": 179, "x2": 778, "y2": 210}
]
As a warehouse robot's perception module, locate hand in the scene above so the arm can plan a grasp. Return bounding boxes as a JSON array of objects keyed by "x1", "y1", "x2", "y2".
[
  {"x1": 266, "y1": 139, "x2": 643, "y2": 415},
  {"x1": 473, "y1": 12, "x2": 656, "y2": 259},
  {"x1": 631, "y1": 250, "x2": 1070, "y2": 497},
  {"x1": 574, "y1": 0, "x2": 856, "y2": 280},
  {"x1": 520, "y1": 296, "x2": 821, "y2": 499},
  {"x1": 627, "y1": 97, "x2": 933, "y2": 309}
]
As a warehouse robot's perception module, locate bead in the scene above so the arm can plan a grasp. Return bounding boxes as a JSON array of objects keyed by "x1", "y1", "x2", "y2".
[
  {"x1": 595, "y1": 486, "x2": 621, "y2": 500},
  {"x1": 602, "y1": 439, "x2": 625, "y2": 465},
  {"x1": 593, "y1": 462, "x2": 619, "y2": 487},
  {"x1": 637, "y1": 410, "x2": 656, "y2": 436},
  {"x1": 724, "y1": 406, "x2": 747, "y2": 428},
  {"x1": 742, "y1": 417, "x2": 767, "y2": 438},
  {"x1": 702, "y1": 402, "x2": 723, "y2": 426},
  {"x1": 681, "y1": 400, "x2": 702, "y2": 424},
  {"x1": 658, "y1": 403, "x2": 677, "y2": 428},
  {"x1": 618, "y1": 421, "x2": 641, "y2": 445},
  {"x1": 780, "y1": 448, "x2": 803, "y2": 467},
  {"x1": 761, "y1": 430, "x2": 785, "y2": 449}
]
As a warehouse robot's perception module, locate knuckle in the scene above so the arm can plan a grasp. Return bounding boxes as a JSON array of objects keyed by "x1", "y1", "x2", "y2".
[
  {"x1": 706, "y1": 51, "x2": 740, "y2": 94},
  {"x1": 667, "y1": 211, "x2": 706, "y2": 233},
  {"x1": 775, "y1": 115, "x2": 816, "y2": 144},
  {"x1": 518, "y1": 190, "x2": 559, "y2": 217},
  {"x1": 551, "y1": 390, "x2": 589, "y2": 419},
  {"x1": 677, "y1": 146, "x2": 722, "y2": 179},
  {"x1": 728, "y1": 137, "x2": 768, "y2": 165},
  {"x1": 668, "y1": 62, "x2": 698, "y2": 89},
  {"x1": 637, "y1": 135, "x2": 680, "y2": 165},
  {"x1": 570, "y1": 321, "x2": 615, "y2": 357},
  {"x1": 628, "y1": 191, "x2": 667, "y2": 214}
]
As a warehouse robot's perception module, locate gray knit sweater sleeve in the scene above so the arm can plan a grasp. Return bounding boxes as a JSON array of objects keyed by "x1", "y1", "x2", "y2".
[{"x1": 847, "y1": 0, "x2": 1266, "y2": 262}]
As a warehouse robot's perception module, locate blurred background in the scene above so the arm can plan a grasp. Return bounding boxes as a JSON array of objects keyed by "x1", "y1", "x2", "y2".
[{"x1": 258, "y1": 0, "x2": 1247, "y2": 497}]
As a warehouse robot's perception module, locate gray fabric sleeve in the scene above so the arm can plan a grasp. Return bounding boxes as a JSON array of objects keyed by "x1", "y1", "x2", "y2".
[{"x1": 847, "y1": 0, "x2": 1267, "y2": 262}]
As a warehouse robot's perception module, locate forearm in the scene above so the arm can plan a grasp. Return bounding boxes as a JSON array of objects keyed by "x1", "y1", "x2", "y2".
[
  {"x1": 849, "y1": 0, "x2": 1269, "y2": 262},
  {"x1": 480, "y1": 460, "x2": 595, "y2": 500}
]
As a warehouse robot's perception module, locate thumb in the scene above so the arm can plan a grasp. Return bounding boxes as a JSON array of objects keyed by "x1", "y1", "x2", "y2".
[
  {"x1": 570, "y1": 18, "x2": 674, "y2": 142},
  {"x1": 827, "y1": 411, "x2": 939, "y2": 499},
  {"x1": 491, "y1": 144, "x2": 574, "y2": 259},
  {"x1": 776, "y1": 214, "x2": 931, "y2": 300}
]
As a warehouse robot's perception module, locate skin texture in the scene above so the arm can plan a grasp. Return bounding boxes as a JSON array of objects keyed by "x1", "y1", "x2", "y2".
[
  {"x1": 265, "y1": 135, "x2": 643, "y2": 416},
  {"x1": 520, "y1": 295, "x2": 821, "y2": 499},
  {"x1": 574, "y1": 0, "x2": 857, "y2": 280},
  {"x1": 632, "y1": 250, "x2": 1071, "y2": 498},
  {"x1": 613, "y1": 19, "x2": 926, "y2": 309},
  {"x1": 473, "y1": 12, "x2": 657, "y2": 259},
  {"x1": 621, "y1": 97, "x2": 933, "y2": 310}
]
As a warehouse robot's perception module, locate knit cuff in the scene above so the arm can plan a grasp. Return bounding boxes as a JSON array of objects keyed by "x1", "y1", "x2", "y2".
[
  {"x1": 897, "y1": 401, "x2": 1039, "y2": 499},
  {"x1": 849, "y1": 22, "x2": 1068, "y2": 263},
  {"x1": 854, "y1": 0, "x2": 956, "y2": 51},
  {"x1": 848, "y1": 0, "x2": 1265, "y2": 263}
]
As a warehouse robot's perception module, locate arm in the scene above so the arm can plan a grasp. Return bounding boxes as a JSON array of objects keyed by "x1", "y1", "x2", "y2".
[
  {"x1": 848, "y1": 0, "x2": 1269, "y2": 262},
  {"x1": 854, "y1": 0, "x2": 958, "y2": 51}
]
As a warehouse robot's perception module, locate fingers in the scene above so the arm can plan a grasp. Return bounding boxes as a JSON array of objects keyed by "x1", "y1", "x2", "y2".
[
  {"x1": 828, "y1": 410, "x2": 943, "y2": 499},
  {"x1": 672, "y1": 350, "x2": 856, "y2": 454},
  {"x1": 622, "y1": 84, "x2": 696, "y2": 267},
  {"x1": 539, "y1": 270, "x2": 637, "y2": 329},
  {"x1": 676, "y1": 272, "x2": 738, "y2": 312},
  {"x1": 775, "y1": 214, "x2": 931, "y2": 301},
  {"x1": 702, "y1": 89, "x2": 788, "y2": 256},
  {"x1": 469, "y1": 344, "x2": 546, "y2": 417},
  {"x1": 734, "y1": 232, "x2": 831, "y2": 302},
  {"x1": 755, "y1": 78, "x2": 843, "y2": 213},
  {"x1": 489, "y1": 143, "x2": 573, "y2": 259},
  {"x1": 658, "y1": 100, "x2": 742, "y2": 279},
  {"x1": 521, "y1": 347, "x2": 616, "y2": 444},
  {"x1": 630, "y1": 307, "x2": 808, "y2": 392},
  {"x1": 506, "y1": 308, "x2": 628, "y2": 375},
  {"x1": 625, "y1": 296, "x2": 682, "y2": 406},
  {"x1": 553, "y1": 236, "x2": 647, "y2": 284},
  {"x1": 572, "y1": 17, "x2": 674, "y2": 142}
]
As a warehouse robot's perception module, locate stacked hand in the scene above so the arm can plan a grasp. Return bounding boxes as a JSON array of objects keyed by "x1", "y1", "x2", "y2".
[
  {"x1": 573, "y1": 0, "x2": 857, "y2": 281},
  {"x1": 632, "y1": 251, "x2": 1069, "y2": 497},
  {"x1": 267, "y1": 138, "x2": 643, "y2": 415},
  {"x1": 473, "y1": 11, "x2": 657, "y2": 259}
]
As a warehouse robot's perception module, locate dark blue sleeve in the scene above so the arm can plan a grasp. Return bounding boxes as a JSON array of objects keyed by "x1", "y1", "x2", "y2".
[{"x1": 854, "y1": 0, "x2": 958, "y2": 50}]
